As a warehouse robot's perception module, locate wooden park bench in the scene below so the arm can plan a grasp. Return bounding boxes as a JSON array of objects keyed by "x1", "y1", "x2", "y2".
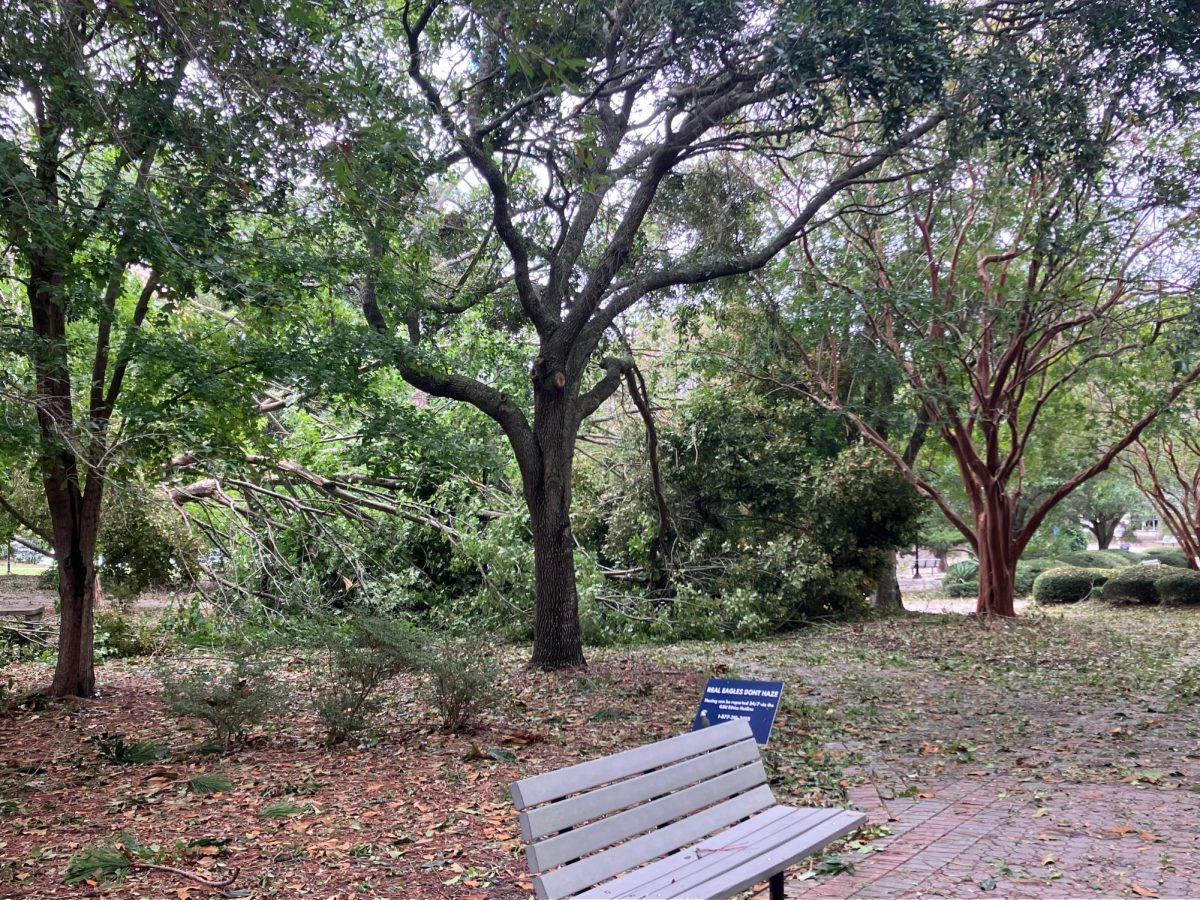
[{"x1": 510, "y1": 719, "x2": 866, "y2": 900}]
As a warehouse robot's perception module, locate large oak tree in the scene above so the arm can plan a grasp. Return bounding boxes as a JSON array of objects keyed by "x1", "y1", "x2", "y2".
[{"x1": 340, "y1": 0, "x2": 955, "y2": 667}]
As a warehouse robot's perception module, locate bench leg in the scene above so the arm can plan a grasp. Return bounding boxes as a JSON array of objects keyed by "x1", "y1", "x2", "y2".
[{"x1": 769, "y1": 871, "x2": 785, "y2": 900}]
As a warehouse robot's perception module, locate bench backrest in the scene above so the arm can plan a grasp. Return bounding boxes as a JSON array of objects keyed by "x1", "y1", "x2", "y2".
[{"x1": 510, "y1": 719, "x2": 773, "y2": 899}]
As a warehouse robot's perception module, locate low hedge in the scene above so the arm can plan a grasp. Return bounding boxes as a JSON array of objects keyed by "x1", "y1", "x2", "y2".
[
  {"x1": 1059, "y1": 550, "x2": 1141, "y2": 569},
  {"x1": 1143, "y1": 547, "x2": 1191, "y2": 568},
  {"x1": 944, "y1": 558, "x2": 1067, "y2": 599},
  {"x1": 1154, "y1": 569, "x2": 1200, "y2": 605},
  {"x1": 1101, "y1": 565, "x2": 1173, "y2": 604},
  {"x1": 1016, "y1": 559, "x2": 1066, "y2": 596},
  {"x1": 1032, "y1": 567, "x2": 1110, "y2": 604}
]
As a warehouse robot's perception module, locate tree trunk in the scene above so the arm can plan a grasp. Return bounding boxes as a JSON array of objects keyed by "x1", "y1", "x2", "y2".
[
  {"x1": 526, "y1": 386, "x2": 585, "y2": 670},
  {"x1": 49, "y1": 528, "x2": 100, "y2": 698},
  {"x1": 1095, "y1": 518, "x2": 1116, "y2": 550},
  {"x1": 975, "y1": 495, "x2": 1018, "y2": 617},
  {"x1": 872, "y1": 551, "x2": 904, "y2": 612},
  {"x1": 30, "y1": 262, "x2": 104, "y2": 697}
]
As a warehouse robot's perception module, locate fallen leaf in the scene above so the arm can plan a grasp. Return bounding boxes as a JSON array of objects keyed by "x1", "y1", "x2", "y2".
[{"x1": 1131, "y1": 884, "x2": 1157, "y2": 897}]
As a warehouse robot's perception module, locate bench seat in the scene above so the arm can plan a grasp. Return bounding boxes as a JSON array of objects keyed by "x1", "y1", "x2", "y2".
[{"x1": 511, "y1": 719, "x2": 866, "y2": 899}]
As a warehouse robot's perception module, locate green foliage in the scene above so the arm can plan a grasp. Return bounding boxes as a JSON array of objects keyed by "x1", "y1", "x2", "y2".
[
  {"x1": 1101, "y1": 566, "x2": 1173, "y2": 605},
  {"x1": 65, "y1": 845, "x2": 131, "y2": 886},
  {"x1": 313, "y1": 616, "x2": 422, "y2": 745},
  {"x1": 158, "y1": 654, "x2": 282, "y2": 746},
  {"x1": 1015, "y1": 559, "x2": 1066, "y2": 597},
  {"x1": 1022, "y1": 524, "x2": 1089, "y2": 559},
  {"x1": 421, "y1": 634, "x2": 498, "y2": 732},
  {"x1": 943, "y1": 559, "x2": 980, "y2": 598},
  {"x1": 1032, "y1": 567, "x2": 1110, "y2": 604},
  {"x1": 97, "y1": 485, "x2": 204, "y2": 599},
  {"x1": 93, "y1": 610, "x2": 163, "y2": 660},
  {"x1": 946, "y1": 558, "x2": 1069, "y2": 599},
  {"x1": 1059, "y1": 473, "x2": 1148, "y2": 548},
  {"x1": 1060, "y1": 550, "x2": 1142, "y2": 569},
  {"x1": 187, "y1": 773, "x2": 234, "y2": 794},
  {"x1": 923, "y1": 528, "x2": 967, "y2": 557},
  {"x1": 261, "y1": 800, "x2": 310, "y2": 818},
  {"x1": 603, "y1": 385, "x2": 927, "y2": 637},
  {"x1": 1156, "y1": 570, "x2": 1200, "y2": 606},
  {"x1": 88, "y1": 733, "x2": 167, "y2": 765},
  {"x1": 1143, "y1": 548, "x2": 1190, "y2": 568}
]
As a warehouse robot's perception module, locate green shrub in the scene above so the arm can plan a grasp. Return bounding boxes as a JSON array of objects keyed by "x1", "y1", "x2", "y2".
[
  {"x1": 1143, "y1": 547, "x2": 1190, "y2": 568},
  {"x1": 65, "y1": 844, "x2": 132, "y2": 886},
  {"x1": 94, "y1": 610, "x2": 163, "y2": 659},
  {"x1": 97, "y1": 484, "x2": 204, "y2": 599},
  {"x1": 1059, "y1": 550, "x2": 1140, "y2": 569},
  {"x1": 1023, "y1": 523, "x2": 1088, "y2": 559},
  {"x1": 1015, "y1": 559, "x2": 1066, "y2": 596},
  {"x1": 1032, "y1": 567, "x2": 1110, "y2": 604},
  {"x1": 37, "y1": 566, "x2": 57, "y2": 591},
  {"x1": 88, "y1": 732, "x2": 167, "y2": 764},
  {"x1": 1101, "y1": 565, "x2": 1172, "y2": 604},
  {"x1": 420, "y1": 635, "x2": 498, "y2": 732},
  {"x1": 1155, "y1": 570, "x2": 1200, "y2": 605},
  {"x1": 943, "y1": 558, "x2": 1065, "y2": 599},
  {"x1": 943, "y1": 559, "x2": 979, "y2": 597},
  {"x1": 158, "y1": 653, "x2": 283, "y2": 746},
  {"x1": 313, "y1": 616, "x2": 422, "y2": 745}
]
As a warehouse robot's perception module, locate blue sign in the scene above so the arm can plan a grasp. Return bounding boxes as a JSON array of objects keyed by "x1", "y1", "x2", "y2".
[{"x1": 692, "y1": 678, "x2": 784, "y2": 745}]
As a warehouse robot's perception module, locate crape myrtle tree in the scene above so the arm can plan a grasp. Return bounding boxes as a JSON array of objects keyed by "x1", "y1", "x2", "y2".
[
  {"x1": 341, "y1": 0, "x2": 956, "y2": 668},
  {"x1": 777, "y1": 137, "x2": 1200, "y2": 616},
  {"x1": 1126, "y1": 412, "x2": 1200, "y2": 569},
  {"x1": 0, "y1": 0, "x2": 335, "y2": 696}
]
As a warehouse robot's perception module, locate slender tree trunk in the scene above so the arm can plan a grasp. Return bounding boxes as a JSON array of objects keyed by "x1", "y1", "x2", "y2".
[
  {"x1": 48, "y1": 503, "x2": 101, "y2": 697},
  {"x1": 872, "y1": 551, "x2": 904, "y2": 612},
  {"x1": 975, "y1": 492, "x2": 1017, "y2": 617},
  {"x1": 30, "y1": 261, "x2": 105, "y2": 697},
  {"x1": 526, "y1": 384, "x2": 585, "y2": 669}
]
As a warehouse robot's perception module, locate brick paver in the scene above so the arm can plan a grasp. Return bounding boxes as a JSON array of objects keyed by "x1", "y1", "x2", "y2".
[{"x1": 770, "y1": 778, "x2": 1200, "y2": 898}]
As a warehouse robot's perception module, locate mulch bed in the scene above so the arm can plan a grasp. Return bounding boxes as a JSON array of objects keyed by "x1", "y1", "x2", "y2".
[{"x1": 0, "y1": 654, "x2": 709, "y2": 898}]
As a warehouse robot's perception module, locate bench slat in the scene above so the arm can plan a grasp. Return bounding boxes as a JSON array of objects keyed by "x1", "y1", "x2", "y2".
[
  {"x1": 528, "y1": 760, "x2": 767, "y2": 873},
  {"x1": 617, "y1": 807, "x2": 854, "y2": 899},
  {"x1": 668, "y1": 808, "x2": 866, "y2": 899},
  {"x1": 521, "y1": 738, "x2": 760, "y2": 842},
  {"x1": 512, "y1": 719, "x2": 752, "y2": 810},
  {"x1": 535, "y1": 785, "x2": 776, "y2": 900},
  {"x1": 581, "y1": 804, "x2": 798, "y2": 899}
]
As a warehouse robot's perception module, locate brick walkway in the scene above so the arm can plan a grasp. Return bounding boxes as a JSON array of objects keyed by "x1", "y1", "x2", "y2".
[{"x1": 778, "y1": 778, "x2": 1200, "y2": 898}]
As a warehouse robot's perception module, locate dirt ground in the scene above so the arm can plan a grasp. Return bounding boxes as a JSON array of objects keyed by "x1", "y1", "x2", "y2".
[{"x1": 0, "y1": 575, "x2": 52, "y2": 614}]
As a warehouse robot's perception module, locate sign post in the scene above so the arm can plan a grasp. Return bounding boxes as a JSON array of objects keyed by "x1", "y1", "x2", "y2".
[{"x1": 692, "y1": 677, "x2": 784, "y2": 745}]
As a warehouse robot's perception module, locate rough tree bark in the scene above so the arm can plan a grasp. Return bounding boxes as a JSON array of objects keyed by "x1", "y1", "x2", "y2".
[
  {"x1": 1087, "y1": 518, "x2": 1120, "y2": 551},
  {"x1": 29, "y1": 263, "x2": 106, "y2": 697},
  {"x1": 526, "y1": 373, "x2": 585, "y2": 668},
  {"x1": 872, "y1": 551, "x2": 904, "y2": 612}
]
